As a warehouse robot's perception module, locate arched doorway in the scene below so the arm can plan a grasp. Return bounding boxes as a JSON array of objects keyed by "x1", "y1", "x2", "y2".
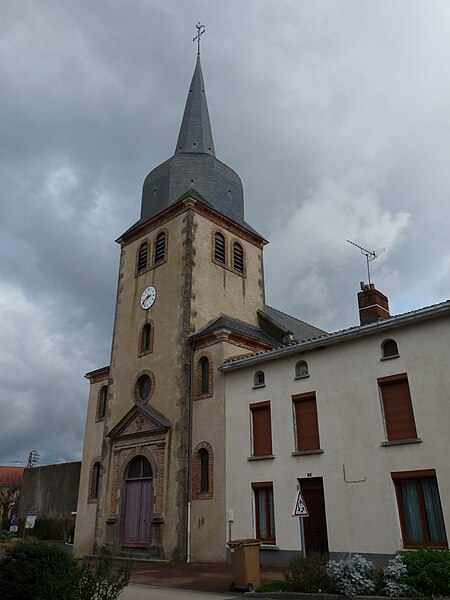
[{"x1": 123, "y1": 456, "x2": 153, "y2": 548}]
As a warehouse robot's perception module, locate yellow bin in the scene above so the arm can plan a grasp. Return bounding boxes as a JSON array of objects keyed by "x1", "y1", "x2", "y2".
[{"x1": 227, "y1": 539, "x2": 261, "y2": 592}]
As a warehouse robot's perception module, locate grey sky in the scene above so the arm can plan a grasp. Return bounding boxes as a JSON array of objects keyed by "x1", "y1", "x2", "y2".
[{"x1": 1, "y1": 1, "x2": 449, "y2": 465}]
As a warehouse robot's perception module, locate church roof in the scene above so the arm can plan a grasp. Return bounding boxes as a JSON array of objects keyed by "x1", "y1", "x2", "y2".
[
  {"x1": 260, "y1": 305, "x2": 328, "y2": 342},
  {"x1": 191, "y1": 314, "x2": 280, "y2": 347},
  {"x1": 138, "y1": 56, "x2": 248, "y2": 232}
]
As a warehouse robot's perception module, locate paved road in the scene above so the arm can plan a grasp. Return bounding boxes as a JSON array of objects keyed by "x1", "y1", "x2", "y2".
[{"x1": 119, "y1": 583, "x2": 238, "y2": 600}]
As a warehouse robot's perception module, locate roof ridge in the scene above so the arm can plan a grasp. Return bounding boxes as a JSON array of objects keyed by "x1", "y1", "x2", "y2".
[{"x1": 264, "y1": 304, "x2": 326, "y2": 331}]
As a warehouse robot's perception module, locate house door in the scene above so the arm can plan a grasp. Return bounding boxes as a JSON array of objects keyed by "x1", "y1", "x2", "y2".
[
  {"x1": 300, "y1": 477, "x2": 329, "y2": 554},
  {"x1": 123, "y1": 456, "x2": 153, "y2": 548}
]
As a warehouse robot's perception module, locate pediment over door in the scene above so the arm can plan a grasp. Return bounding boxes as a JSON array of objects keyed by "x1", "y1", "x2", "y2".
[{"x1": 107, "y1": 405, "x2": 171, "y2": 440}]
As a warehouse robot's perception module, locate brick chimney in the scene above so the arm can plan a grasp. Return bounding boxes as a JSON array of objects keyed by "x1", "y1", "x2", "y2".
[{"x1": 357, "y1": 283, "x2": 390, "y2": 325}]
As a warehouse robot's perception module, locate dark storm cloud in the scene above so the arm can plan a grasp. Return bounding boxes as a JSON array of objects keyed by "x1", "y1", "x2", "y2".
[{"x1": 1, "y1": 0, "x2": 449, "y2": 464}]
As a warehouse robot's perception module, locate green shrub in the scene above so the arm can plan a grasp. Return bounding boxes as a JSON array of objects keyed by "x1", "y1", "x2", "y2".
[
  {"x1": 0, "y1": 540, "x2": 130, "y2": 600},
  {"x1": 0, "y1": 539, "x2": 79, "y2": 600},
  {"x1": 256, "y1": 580, "x2": 290, "y2": 593},
  {"x1": 0, "y1": 530, "x2": 16, "y2": 540},
  {"x1": 78, "y1": 556, "x2": 130, "y2": 600},
  {"x1": 402, "y1": 547, "x2": 450, "y2": 599},
  {"x1": 285, "y1": 552, "x2": 333, "y2": 593}
]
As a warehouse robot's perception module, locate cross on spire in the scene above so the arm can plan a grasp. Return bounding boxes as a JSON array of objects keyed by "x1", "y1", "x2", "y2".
[{"x1": 193, "y1": 22, "x2": 205, "y2": 55}]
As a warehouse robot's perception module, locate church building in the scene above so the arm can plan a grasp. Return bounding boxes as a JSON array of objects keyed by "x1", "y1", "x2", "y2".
[{"x1": 73, "y1": 52, "x2": 322, "y2": 562}]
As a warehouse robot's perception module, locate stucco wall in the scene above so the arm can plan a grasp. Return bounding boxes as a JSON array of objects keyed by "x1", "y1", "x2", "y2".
[
  {"x1": 225, "y1": 315, "x2": 450, "y2": 562},
  {"x1": 18, "y1": 462, "x2": 81, "y2": 519}
]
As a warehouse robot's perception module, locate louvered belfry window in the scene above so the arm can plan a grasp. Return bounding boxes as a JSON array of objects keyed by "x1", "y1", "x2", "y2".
[
  {"x1": 379, "y1": 374, "x2": 417, "y2": 441},
  {"x1": 233, "y1": 242, "x2": 244, "y2": 273},
  {"x1": 214, "y1": 232, "x2": 226, "y2": 263},
  {"x1": 154, "y1": 232, "x2": 166, "y2": 264},
  {"x1": 293, "y1": 392, "x2": 320, "y2": 451},
  {"x1": 137, "y1": 242, "x2": 148, "y2": 273},
  {"x1": 251, "y1": 401, "x2": 272, "y2": 456}
]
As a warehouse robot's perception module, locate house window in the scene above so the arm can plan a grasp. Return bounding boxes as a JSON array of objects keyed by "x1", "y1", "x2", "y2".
[
  {"x1": 137, "y1": 242, "x2": 149, "y2": 274},
  {"x1": 379, "y1": 373, "x2": 417, "y2": 441},
  {"x1": 139, "y1": 322, "x2": 153, "y2": 355},
  {"x1": 250, "y1": 401, "x2": 272, "y2": 457},
  {"x1": 295, "y1": 360, "x2": 309, "y2": 378},
  {"x1": 214, "y1": 232, "x2": 226, "y2": 264},
  {"x1": 253, "y1": 371, "x2": 265, "y2": 387},
  {"x1": 293, "y1": 392, "x2": 320, "y2": 451},
  {"x1": 382, "y1": 339, "x2": 399, "y2": 359},
  {"x1": 97, "y1": 385, "x2": 108, "y2": 420},
  {"x1": 392, "y1": 470, "x2": 448, "y2": 548},
  {"x1": 90, "y1": 462, "x2": 101, "y2": 500},
  {"x1": 192, "y1": 442, "x2": 214, "y2": 500},
  {"x1": 232, "y1": 242, "x2": 244, "y2": 273},
  {"x1": 154, "y1": 232, "x2": 166, "y2": 265},
  {"x1": 252, "y1": 482, "x2": 276, "y2": 543}
]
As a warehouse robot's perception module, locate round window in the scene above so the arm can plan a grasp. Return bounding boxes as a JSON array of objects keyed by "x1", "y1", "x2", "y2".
[{"x1": 136, "y1": 374, "x2": 151, "y2": 402}]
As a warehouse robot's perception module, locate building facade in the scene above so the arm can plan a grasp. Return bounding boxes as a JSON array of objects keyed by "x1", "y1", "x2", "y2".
[{"x1": 222, "y1": 292, "x2": 450, "y2": 565}]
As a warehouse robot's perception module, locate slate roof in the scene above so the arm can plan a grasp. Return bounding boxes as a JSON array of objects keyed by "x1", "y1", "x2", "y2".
[
  {"x1": 191, "y1": 314, "x2": 280, "y2": 347},
  {"x1": 137, "y1": 56, "x2": 250, "y2": 233},
  {"x1": 0, "y1": 466, "x2": 24, "y2": 487},
  {"x1": 261, "y1": 305, "x2": 328, "y2": 342}
]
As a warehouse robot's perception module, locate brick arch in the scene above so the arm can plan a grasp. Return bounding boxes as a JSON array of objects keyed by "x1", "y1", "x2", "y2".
[
  {"x1": 153, "y1": 228, "x2": 169, "y2": 266},
  {"x1": 212, "y1": 229, "x2": 228, "y2": 266},
  {"x1": 194, "y1": 352, "x2": 213, "y2": 399},
  {"x1": 88, "y1": 457, "x2": 102, "y2": 503},
  {"x1": 230, "y1": 237, "x2": 246, "y2": 276},
  {"x1": 135, "y1": 238, "x2": 151, "y2": 276},
  {"x1": 192, "y1": 441, "x2": 214, "y2": 500}
]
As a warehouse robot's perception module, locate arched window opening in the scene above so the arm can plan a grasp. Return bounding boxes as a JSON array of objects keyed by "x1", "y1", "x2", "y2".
[
  {"x1": 233, "y1": 242, "x2": 244, "y2": 273},
  {"x1": 214, "y1": 233, "x2": 226, "y2": 264},
  {"x1": 295, "y1": 360, "x2": 309, "y2": 378},
  {"x1": 91, "y1": 462, "x2": 101, "y2": 499},
  {"x1": 98, "y1": 385, "x2": 108, "y2": 419},
  {"x1": 254, "y1": 371, "x2": 265, "y2": 387},
  {"x1": 200, "y1": 356, "x2": 210, "y2": 395},
  {"x1": 127, "y1": 456, "x2": 153, "y2": 480},
  {"x1": 199, "y1": 448, "x2": 209, "y2": 494},
  {"x1": 154, "y1": 232, "x2": 166, "y2": 265},
  {"x1": 382, "y1": 339, "x2": 399, "y2": 358},
  {"x1": 141, "y1": 323, "x2": 152, "y2": 354},
  {"x1": 137, "y1": 242, "x2": 149, "y2": 273}
]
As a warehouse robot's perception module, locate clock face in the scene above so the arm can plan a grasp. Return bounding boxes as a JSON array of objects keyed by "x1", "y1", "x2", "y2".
[{"x1": 140, "y1": 286, "x2": 157, "y2": 310}]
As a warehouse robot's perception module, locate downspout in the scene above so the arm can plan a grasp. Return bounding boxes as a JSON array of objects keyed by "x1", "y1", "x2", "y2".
[{"x1": 186, "y1": 341, "x2": 194, "y2": 563}]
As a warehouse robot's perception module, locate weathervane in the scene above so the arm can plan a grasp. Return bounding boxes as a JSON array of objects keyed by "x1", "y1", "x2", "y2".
[
  {"x1": 347, "y1": 240, "x2": 385, "y2": 287},
  {"x1": 193, "y1": 22, "x2": 205, "y2": 55}
]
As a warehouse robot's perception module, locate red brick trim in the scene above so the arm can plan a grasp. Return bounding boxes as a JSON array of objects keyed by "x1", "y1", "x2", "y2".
[
  {"x1": 96, "y1": 385, "x2": 108, "y2": 422},
  {"x1": 88, "y1": 457, "x2": 102, "y2": 503},
  {"x1": 192, "y1": 441, "x2": 214, "y2": 500},
  {"x1": 137, "y1": 319, "x2": 155, "y2": 357},
  {"x1": 194, "y1": 352, "x2": 213, "y2": 400},
  {"x1": 132, "y1": 369, "x2": 155, "y2": 404}
]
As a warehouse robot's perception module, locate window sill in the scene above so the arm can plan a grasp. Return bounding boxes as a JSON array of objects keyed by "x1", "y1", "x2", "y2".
[
  {"x1": 292, "y1": 449, "x2": 324, "y2": 456},
  {"x1": 248, "y1": 455, "x2": 275, "y2": 461},
  {"x1": 381, "y1": 438, "x2": 422, "y2": 447},
  {"x1": 380, "y1": 354, "x2": 400, "y2": 361},
  {"x1": 252, "y1": 384, "x2": 266, "y2": 389},
  {"x1": 260, "y1": 544, "x2": 279, "y2": 550},
  {"x1": 294, "y1": 374, "x2": 310, "y2": 380}
]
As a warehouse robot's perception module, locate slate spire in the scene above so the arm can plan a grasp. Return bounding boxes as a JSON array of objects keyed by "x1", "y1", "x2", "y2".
[{"x1": 175, "y1": 55, "x2": 215, "y2": 156}]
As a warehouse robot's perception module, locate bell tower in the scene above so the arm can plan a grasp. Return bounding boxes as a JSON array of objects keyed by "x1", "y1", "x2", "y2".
[{"x1": 74, "y1": 41, "x2": 275, "y2": 562}]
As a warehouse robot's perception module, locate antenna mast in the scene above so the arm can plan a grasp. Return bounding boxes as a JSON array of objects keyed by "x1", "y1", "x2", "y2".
[{"x1": 346, "y1": 240, "x2": 385, "y2": 287}]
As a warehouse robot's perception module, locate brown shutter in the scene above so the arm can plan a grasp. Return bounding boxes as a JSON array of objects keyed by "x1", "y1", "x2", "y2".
[
  {"x1": 251, "y1": 402, "x2": 272, "y2": 456},
  {"x1": 293, "y1": 393, "x2": 320, "y2": 451},
  {"x1": 379, "y1": 375, "x2": 417, "y2": 441}
]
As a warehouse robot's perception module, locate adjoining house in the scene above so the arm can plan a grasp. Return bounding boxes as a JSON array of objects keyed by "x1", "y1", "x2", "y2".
[{"x1": 221, "y1": 286, "x2": 450, "y2": 565}]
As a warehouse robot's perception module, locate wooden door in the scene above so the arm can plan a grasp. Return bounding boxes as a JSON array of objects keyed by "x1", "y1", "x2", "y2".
[
  {"x1": 300, "y1": 477, "x2": 329, "y2": 554},
  {"x1": 123, "y1": 456, "x2": 153, "y2": 548}
]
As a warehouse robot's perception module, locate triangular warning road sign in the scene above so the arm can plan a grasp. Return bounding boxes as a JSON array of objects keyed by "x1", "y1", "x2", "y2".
[{"x1": 292, "y1": 489, "x2": 309, "y2": 517}]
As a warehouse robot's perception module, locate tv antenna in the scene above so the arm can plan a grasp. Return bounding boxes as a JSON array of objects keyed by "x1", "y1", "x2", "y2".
[{"x1": 346, "y1": 240, "x2": 385, "y2": 287}]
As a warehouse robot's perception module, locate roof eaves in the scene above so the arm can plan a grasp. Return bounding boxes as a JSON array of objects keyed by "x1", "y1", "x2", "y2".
[{"x1": 219, "y1": 300, "x2": 450, "y2": 371}]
